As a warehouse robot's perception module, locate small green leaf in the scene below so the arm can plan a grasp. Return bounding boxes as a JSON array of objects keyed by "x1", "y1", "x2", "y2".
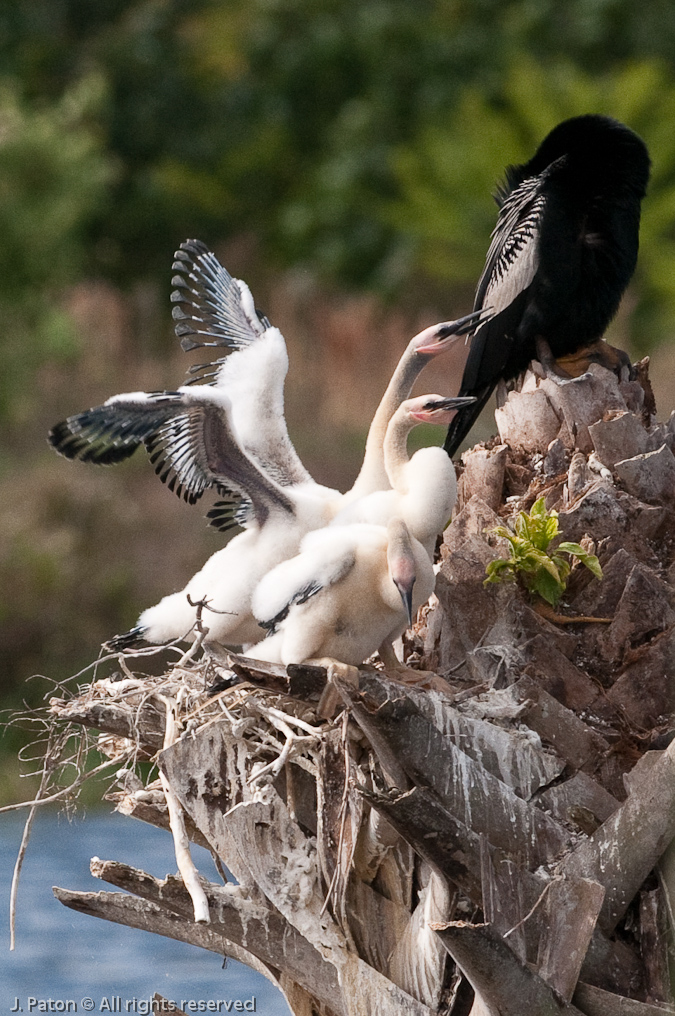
[
  {"x1": 557, "y1": 543, "x2": 603, "y2": 579},
  {"x1": 584, "y1": 556, "x2": 603, "y2": 580},
  {"x1": 531, "y1": 497, "x2": 548, "y2": 518},
  {"x1": 482, "y1": 497, "x2": 601, "y2": 606},
  {"x1": 490, "y1": 525, "x2": 514, "y2": 540},
  {"x1": 555, "y1": 541, "x2": 585, "y2": 555},
  {"x1": 542, "y1": 515, "x2": 560, "y2": 544},
  {"x1": 529, "y1": 568, "x2": 565, "y2": 606},
  {"x1": 524, "y1": 548, "x2": 559, "y2": 579},
  {"x1": 551, "y1": 554, "x2": 572, "y2": 584},
  {"x1": 483, "y1": 559, "x2": 514, "y2": 586},
  {"x1": 514, "y1": 514, "x2": 528, "y2": 539}
]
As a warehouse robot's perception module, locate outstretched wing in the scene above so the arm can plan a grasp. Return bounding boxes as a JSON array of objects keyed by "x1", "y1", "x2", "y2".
[
  {"x1": 171, "y1": 239, "x2": 270, "y2": 355},
  {"x1": 49, "y1": 389, "x2": 296, "y2": 526},
  {"x1": 49, "y1": 392, "x2": 215, "y2": 504},
  {"x1": 172, "y1": 239, "x2": 315, "y2": 488}
]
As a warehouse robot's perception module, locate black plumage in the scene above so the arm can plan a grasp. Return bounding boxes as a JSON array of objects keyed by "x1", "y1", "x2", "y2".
[
  {"x1": 105, "y1": 625, "x2": 148, "y2": 653},
  {"x1": 444, "y1": 114, "x2": 650, "y2": 458},
  {"x1": 206, "y1": 491, "x2": 254, "y2": 533},
  {"x1": 48, "y1": 389, "x2": 295, "y2": 525},
  {"x1": 48, "y1": 392, "x2": 215, "y2": 504}
]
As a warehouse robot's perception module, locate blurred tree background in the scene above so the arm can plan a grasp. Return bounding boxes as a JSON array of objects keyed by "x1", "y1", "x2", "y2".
[{"x1": 3, "y1": 0, "x2": 675, "y2": 793}]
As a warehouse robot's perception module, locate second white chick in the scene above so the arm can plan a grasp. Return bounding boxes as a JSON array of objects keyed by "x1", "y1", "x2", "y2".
[
  {"x1": 246, "y1": 518, "x2": 433, "y2": 668},
  {"x1": 330, "y1": 394, "x2": 476, "y2": 557}
]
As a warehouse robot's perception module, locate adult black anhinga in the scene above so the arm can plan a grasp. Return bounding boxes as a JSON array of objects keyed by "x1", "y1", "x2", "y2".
[{"x1": 443, "y1": 114, "x2": 650, "y2": 458}]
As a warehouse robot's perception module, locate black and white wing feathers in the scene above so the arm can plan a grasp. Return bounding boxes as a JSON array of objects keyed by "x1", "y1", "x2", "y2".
[
  {"x1": 443, "y1": 170, "x2": 550, "y2": 455},
  {"x1": 49, "y1": 402, "x2": 153, "y2": 466},
  {"x1": 49, "y1": 390, "x2": 296, "y2": 526},
  {"x1": 256, "y1": 579, "x2": 324, "y2": 633},
  {"x1": 206, "y1": 493, "x2": 254, "y2": 533},
  {"x1": 171, "y1": 239, "x2": 270, "y2": 356},
  {"x1": 50, "y1": 240, "x2": 316, "y2": 513},
  {"x1": 464, "y1": 170, "x2": 552, "y2": 390},
  {"x1": 49, "y1": 392, "x2": 218, "y2": 504},
  {"x1": 172, "y1": 239, "x2": 315, "y2": 489},
  {"x1": 474, "y1": 171, "x2": 550, "y2": 316}
]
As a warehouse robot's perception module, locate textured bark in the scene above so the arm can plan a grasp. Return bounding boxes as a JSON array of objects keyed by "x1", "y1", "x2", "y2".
[
  {"x1": 560, "y1": 740, "x2": 675, "y2": 934},
  {"x1": 52, "y1": 887, "x2": 285, "y2": 994},
  {"x1": 433, "y1": 921, "x2": 586, "y2": 1016},
  {"x1": 536, "y1": 877, "x2": 606, "y2": 1000},
  {"x1": 88, "y1": 859, "x2": 340, "y2": 1007}
]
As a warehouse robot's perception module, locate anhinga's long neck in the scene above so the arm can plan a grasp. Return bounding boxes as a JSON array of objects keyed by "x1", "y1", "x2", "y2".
[
  {"x1": 349, "y1": 350, "x2": 424, "y2": 498},
  {"x1": 383, "y1": 406, "x2": 415, "y2": 494}
]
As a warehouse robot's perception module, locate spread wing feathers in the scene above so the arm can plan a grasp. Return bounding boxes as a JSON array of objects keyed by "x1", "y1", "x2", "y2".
[
  {"x1": 171, "y1": 239, "x2": 271, "y2": 354},
  {"x1": 48, "y1": 393, "x2": 186, "y2": 468},
  {"x1": 144, "y1": 408, "x2": 218, "y2": 504},
  {"x1": 49, "y1": 414, "x2": 144, "y2": 466},
  {"x1": 170, "y1": 239, "x2": 314, "y2": 490},
  {"x1": 50, "y1": 389, "x2": 296, "y2": 522},
  {"x1": 252, "y1": 526, "x2": 368, "y2": 632},
  {"x1": 49, "y1": 393, "x2": 218, "y2": 503},
  {"x1": 206, "y1": 494, "x2": 253, "y2": 533}
]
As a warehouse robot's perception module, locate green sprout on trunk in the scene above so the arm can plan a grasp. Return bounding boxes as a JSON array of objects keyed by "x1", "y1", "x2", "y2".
[{"x1": 484, "y1": 497, "x2": 602, "y2": 607}]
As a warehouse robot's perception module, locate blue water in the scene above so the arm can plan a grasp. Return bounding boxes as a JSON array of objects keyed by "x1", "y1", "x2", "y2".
[{"x1": 0, "y1": 810, "x2": 291, "y2": 1014}]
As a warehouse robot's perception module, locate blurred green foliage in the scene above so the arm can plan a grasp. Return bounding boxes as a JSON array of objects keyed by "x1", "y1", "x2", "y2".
[
  {"x1": 0, "y1": 0, "x2": 674, "y2": 387},
  {"x1": 0, "y1": 74, "x2": 113, "y2": 421}
]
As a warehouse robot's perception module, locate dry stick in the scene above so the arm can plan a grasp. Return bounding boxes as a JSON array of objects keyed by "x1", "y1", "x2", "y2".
[
  {"x1": 244, "y1": 699, "x2": 321, "y2": 784},
  {"x1": 61, "y1": 640, "x2": 187, "y2": 685},
  {"x1": 248, "y1": 732, "x2": 296, "y2": 785},
  {"x1": 0, "y1": 757, "x2": 121, "y2": 815},
  {"x1": 158, "y1": 696, "x2": 210, "y2": 924},
  {"x1": 8, "y1": 727, "x2": 122, "y2": 943},
  {"x1": 9, "y1": 730, "x2": 60, "y2": 949},
  {"x1": 174, "y1": 596, "x2": 210, "y2": 668},
  {"x1": 174, "y1": 596, "x2": 238, "y2": 669},
  {"x1": 532, "y1": 602, "x2": 611, "y2": 625},
  {"x1": 502, "y1": 876, "x2": 562, "y2": 941},
  {"x1": 321, "y1": 711, "x2": 352, "y2": 917},
  {"x1": 10, "y1": 802, "x2": 41, "y2": 950},
  {"x1": 248, "y1": 730, "x2": 320, "y2": 785},
  {"x1": 257, "y1": 703, "x2": 322, "y2": 736}
]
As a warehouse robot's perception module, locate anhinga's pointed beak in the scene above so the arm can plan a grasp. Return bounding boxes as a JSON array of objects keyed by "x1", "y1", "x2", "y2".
[
  {"x1": 414, "y1": 308, "x2": 493, "y2": 355},
  {"x1": 395, "y1": 580, "x2": 415, "y2": 627},
  {"x1": 424, "y1": 395, "x2": 478, "y2": 411},
  {"x1": 409, "y1": 394, "x2": 477, "y2": 423}
]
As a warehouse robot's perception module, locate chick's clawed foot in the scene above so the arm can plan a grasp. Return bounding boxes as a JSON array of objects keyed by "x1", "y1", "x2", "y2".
[
  {"x1": 387, "y1": 664, "x2": 441, "y2": 686},
  {"x1": 377, "y1": 641, "x2": 448, "y2": 690}
]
